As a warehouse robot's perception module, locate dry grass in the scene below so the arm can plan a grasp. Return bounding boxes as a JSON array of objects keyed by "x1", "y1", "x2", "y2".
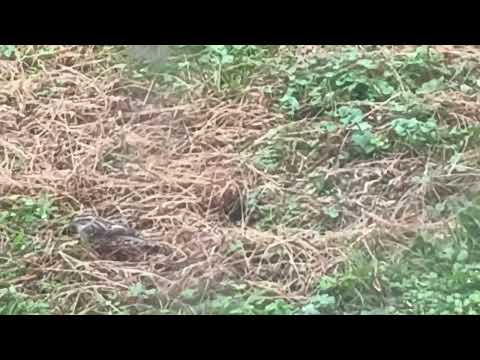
[{"x1": 1, "y1": 45, "x2": 480, "y2": 314}]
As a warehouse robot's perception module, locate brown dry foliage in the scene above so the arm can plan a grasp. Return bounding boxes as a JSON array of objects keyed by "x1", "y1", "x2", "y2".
[{"x1": 0, "y1": 45, "x2": 480, "y2": 313}]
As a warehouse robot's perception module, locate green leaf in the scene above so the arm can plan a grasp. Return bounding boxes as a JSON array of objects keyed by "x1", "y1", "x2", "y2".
[
  {"x1": 311, "y1": 294, "x2": 336, "y2": 307},
  {"x1": 337, "y1": 106, "x2": 364, "y2": 126},
  {"x1": 0, "y1": 45, "x2": 16, "y2": 58},
  {"x1": 320, "y1": 122, "x2": 338, "y2": 133},
  {"x1": 439, "y1": 246, "x2": 455, "y2": 261},
  {"x1": 357, "y1": 121, "x2": 372, "y2": 132},
  {"x1": 128, "y1": 283, "x2": 146, "y2": 297},
  {"x1": 324, "y1": 207, "x2": 339, "y2": 219},
  {"x1": 180, "y1": 288, "x2": 196, "y2": 300},
  {"x1": 375, "y1": 80, "x2": 395, "y2": 96},
  {"x1": 300, "y1": 303, "x2": 321, "y2": 315},
  {"x1": 352, "y1": 132, "x2": 377, "y2": 154},
  {"x1": 356, "y1": 59, "x2": 378, "y2": 69},
  {"x1": 457, "y1": 249, "x2": 469, "y2": 263},
  {"x1": 317, "y1": 276, "x2": 337, "y2": 290},
  {"x1": 469, "y1": 292, "x2": 480, "y2": 303},
  {"x1": 280, "y1": 90, "x2": 300, "y2": 114},
  {"x1": 230, "y1": 283, "x2": 247, "y2": 291},
  {"x1": 229, "y1": 242, "x2": 243, "y2": 253},
  {"x1": 460, "y1": 84, "x2": 472, "y2": 93},
  {"x1": 416, "y1": 77, "x2": 444, "y2": 95},
  {"x1": 221, "y1": 54, "x2": 235, "y2": 64},
  {"x1": 23, "y1": 198, "x2": 35, "y2": 207}
]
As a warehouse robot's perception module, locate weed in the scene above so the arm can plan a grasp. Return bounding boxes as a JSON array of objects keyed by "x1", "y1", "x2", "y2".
[
  {"x1": 334, "y1": 106, "x2": 390, "y2": 155},
  {"x1": 301, "y1": 199, "x2": 480, "y2": 315},
  {"x1": 0, "y1": 195, "x2": 57, "y2": 252},
  {"x1": 391, "y1": 117, "x2": 439, "y2": 146},
  {"x1": 134, "y1": 45, "x2": 278, "y2": 93},
  {"x1": 0, "y1": 45, "x2": 16, "y2": 59},
  {"x1": 0, "y1": 286, "x2": 50, "y2": 315}
]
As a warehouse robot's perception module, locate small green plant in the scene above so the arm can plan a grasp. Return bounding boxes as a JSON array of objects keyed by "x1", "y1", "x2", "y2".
[
  {"x1": 0, "y1": 45, "x2": 16, "y2": 59},
  {"x1": 253, "y1": 139, "x2": 288, "y2": 173},
  {"x1": 0, "y1": 286, "x2": 50, "y2": 315},
  {"x1": 391, "y1": 117, "x2": 439, "y2": 146},
  {"x1": 334, "y1": 106, "x2": 390, "y2": 155},
  {"x1": 191, "y1": 281, "x2": 338, "y2": 315},
  {"x1": 0, "y1": 195, "x2": 57, "y2": 252},
  {"x1": 148, "y1": 45, "x2": 277, "y2": 92},
  {"x1": 241, "y1": 187, "x2": 340, "y2": 232},
  {"x1": 307, "y1": 199, "x2": 480, "y2": 315},
  {"x1": 205, "y1": 293, "x2": 295, "y2": 315},
  {"x1": 276, "y1": 46, "x2": 453, "y2": 121}
]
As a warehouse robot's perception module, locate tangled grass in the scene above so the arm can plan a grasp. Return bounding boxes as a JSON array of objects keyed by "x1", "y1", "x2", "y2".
[{"x1": 1, "y1": 45, "x2": 480, "y2": 314}]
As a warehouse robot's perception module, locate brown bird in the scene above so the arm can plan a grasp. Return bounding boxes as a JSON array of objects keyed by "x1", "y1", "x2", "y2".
[{"x1": 69, "y1": 211, "x2": 159, "y2": 260}]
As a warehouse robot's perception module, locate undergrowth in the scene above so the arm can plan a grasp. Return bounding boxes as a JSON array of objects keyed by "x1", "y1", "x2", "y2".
[
  {"x1": 0, "y1": 195, "x2": 56, "y2": 314},
  {"x1": 128, "y1": 45, "x2": 480, "y2": 314},
  {"x1": 197, "y1": 198, "x2": 480, "y2": 315},
  {"x1": 1, "y1": 45, "x2": 480, "y2": 314}
]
